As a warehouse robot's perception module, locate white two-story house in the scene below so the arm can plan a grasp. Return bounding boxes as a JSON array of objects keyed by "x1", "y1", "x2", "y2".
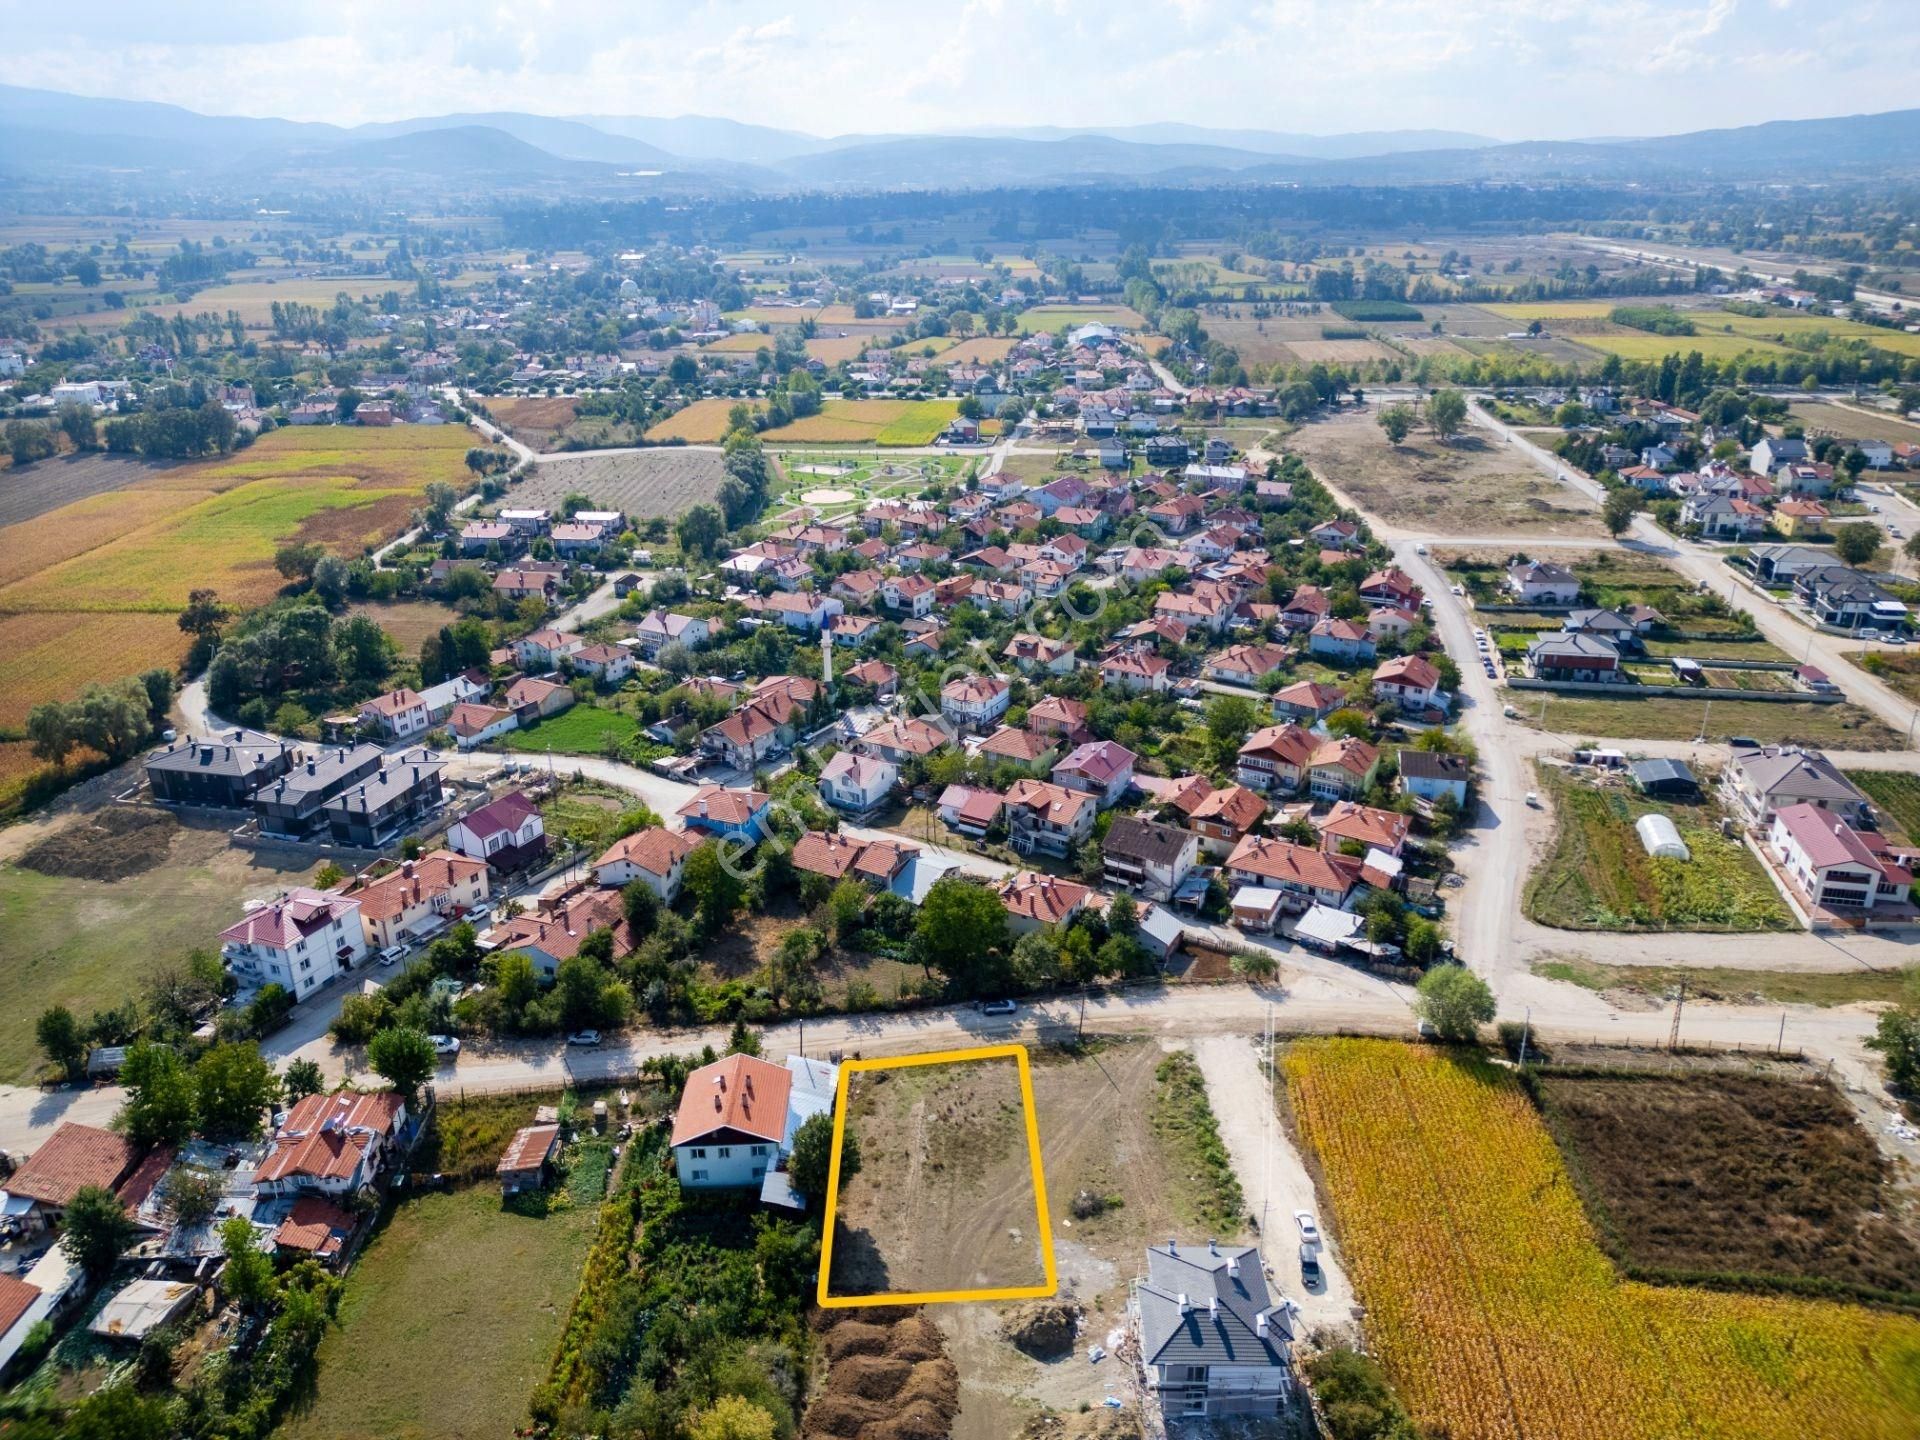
[{"x1": 219, "y1": 888, "x2": 367, "y2": 999}]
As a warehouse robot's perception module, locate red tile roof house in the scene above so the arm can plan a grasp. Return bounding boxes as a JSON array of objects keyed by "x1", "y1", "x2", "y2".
[
  {"x1": 344, "y1": 851, "x2": 490, "y2": 952},
  {"x1": 818, "y1": 751, "x2": 900, "y2": 819},
  {"x1": 1204, "y1": 643, "x2": 1290, "y2": 689},
  {"x1": 489, "y1": 886, "x2": 633, "y2": 980},
  {"x1": 843, "y1": 658, "x2": 899, "y2": 698},
  {"x1": 358, "y1": 686, "x2": 432, "y2": 740},
  {"x1": 255, "y1": 1090, "x2": 409, "y2": 1199},
  {"x1": 792, "y1": 832, "x2": 918, "y2": 887},
  {"x1": 570, "y1": 642, "x2": 635, "y2": 686},
  {"x1": 941, "y1": 675, "x2": 1013, "y2": 732},
  {"x1": 272, "y1": 1195, "x2": 359, "y2": 1267},
  {"x1": 1003, "y1": 779, "x2": 1098, "y2": 858},
  {"x1": 506, "y1": 676, "x2": 576, "y2": 721},
  {"x1": 1052, "y1": 740, "x2": 1137, "y2": 809},
  {"x1": 594, "y1": 827, "x2": 700, "y2": 902},
  {"x1": 1236, "y1": 724, "x2": 1317, "y2": 795},
  {"x1": 445, "y1": 790, "x2": 548, "y2": 872},
  {"x1": 1, "y1": 1123, "x2": 157, "y2": 1234},
  {"x1": 1308, "y1": 738, "x2": 1382, "y2": 801},
  {"x1": 1317, "y1": 801, "x2": 1412, "y2": 859},
  {"x1": 670, "y1": 1054, "x2": 796, "y2": 1193},
  {"x1": 976, "y1": 725, "x2": 1058, "y2": 773},
  {"x1": 1188, "y1": 783, "x2": 1269, "y2": 858},
  {"x1": 1225, "y1": 836, "x2": 1367, "y2": 914},
  {"x1": 938, "y1": 784, "x2": 1006, "y2": 838},
  {"x1": 1100, "y1": 648, "x2": 1173, "y2": 694},
  {"x1": 1270, "y1": 680, "x2": 1346, "y2": 724},
  {"x1": 997, "y1": 872, "x2": 1092, "y2": 933},
  {"x1": 1372, "y1": 654, "x2": 1448, "y2": 715},
  {"x1": 1026, "y1": 695, "x2": 1094, "y2": 745}
]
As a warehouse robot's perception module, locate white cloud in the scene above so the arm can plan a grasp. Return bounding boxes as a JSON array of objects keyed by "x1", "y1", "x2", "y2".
[{"x1": 0, "y1": 0, "x2": 1914, "y2": 140}]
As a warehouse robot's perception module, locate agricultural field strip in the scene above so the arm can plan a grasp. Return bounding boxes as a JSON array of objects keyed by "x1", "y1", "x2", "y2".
[{"x1": 1287, "y1": 1039, "x2": 1920, "y2": 1440}]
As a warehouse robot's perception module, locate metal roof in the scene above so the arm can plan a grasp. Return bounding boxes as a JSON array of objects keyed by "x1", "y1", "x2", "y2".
[{"x1": 1137, "y1": 1242, "x2": 1291, "y2": 1369}]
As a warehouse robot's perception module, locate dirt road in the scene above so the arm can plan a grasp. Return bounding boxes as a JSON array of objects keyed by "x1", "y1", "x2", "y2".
[{"x1": 1190, "y1": 1034, "x2": 1358, "y2": 1341}]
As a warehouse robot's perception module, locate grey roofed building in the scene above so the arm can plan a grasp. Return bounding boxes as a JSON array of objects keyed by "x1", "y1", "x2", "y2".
[
  {"x1": 1629, "y1": 758, "x2": 1697, "y2": 796},
  {"x1": 1102, "y1": 815, "x2": 1200, "y2": 902},
  {"x1": 1136, "y1": 1239, "x2": 1294, "y2": 1420},
  {"x1": 145, "y1": 728, "x2": 295, "y2": 809},
  {"x1": 250, "y1": 744, "x2": 385, "y2": 839},
  {"x1": 1720, "y1": 745, "x2": 1872, "y2": 828},
  {"x1": 321, "y1": 750, "x2": 445, "y2": 848}
]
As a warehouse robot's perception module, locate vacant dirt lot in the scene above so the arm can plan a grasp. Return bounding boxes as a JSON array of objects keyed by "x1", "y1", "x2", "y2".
[
  {"x1": 1287, "y1": 406, "x2": 1602, "y2": 537},
  {"x1": 1536, "y1": 1069, "x2": 1920, "y2": 1303},
  {"x1": 858, "y1": 1041, "x2": 1241, "y2": 1440},
  {"x1": 0, "y1": 452, "x2": 179, "y2": 529},
  {"x1": 831, "y1": 1054, "x2": 1046, "y2": 1301},
  {"x1": 512, "y1": 449, "x2": 727, "y2": 519}
]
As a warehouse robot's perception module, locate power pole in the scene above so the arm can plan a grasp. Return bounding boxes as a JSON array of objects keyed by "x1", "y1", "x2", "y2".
[
  {"x1": 1517, "y1": 1005, "x2": 1532, "y2": 1069},
  {"x1": 1668, "y1": 981, "x2": 1686, "y2": 1052}
]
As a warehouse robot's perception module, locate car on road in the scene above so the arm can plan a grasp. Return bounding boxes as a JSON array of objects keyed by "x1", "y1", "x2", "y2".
[
  {"x1": 1450, "y1": 584, "x2": 1465, "y2": 596},
  {"x1": 429, "y1": 1034, "x2": 460, "y2": 1057},
  {"x1": 566, "y1": 1030, "x2": 602, "y2": 1047},
  {"x1": 1295, "y1": 1211, "x2": 1320, "y2": 1245},
  {"x1": 377, "y1": 944, "x2": 407, "y2": 967},
  {"x1": 1299, "y1": 1244, "x2": 1322, "y2": 1285},
  {"x1": 160, "y1": 727, "x2": 177, "y2": 743},
  {"x1": 978, "y1": 998, "x2": 1018, "y2": 1016}
]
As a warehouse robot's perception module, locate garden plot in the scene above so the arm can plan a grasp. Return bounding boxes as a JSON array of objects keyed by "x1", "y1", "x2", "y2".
[{"x1": 1522, "y1": 763, "x2": 1794, "y2": 932}]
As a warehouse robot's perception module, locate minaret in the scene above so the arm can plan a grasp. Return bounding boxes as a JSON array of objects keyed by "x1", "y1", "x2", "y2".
[{"x1": 821, "y1": 629, "x2": 834, "y2": 686}]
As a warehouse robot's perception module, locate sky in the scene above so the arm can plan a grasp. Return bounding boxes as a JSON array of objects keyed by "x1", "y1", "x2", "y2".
[{"x1": 0, "y1": 0, "x2": 1913, "y2": 142}]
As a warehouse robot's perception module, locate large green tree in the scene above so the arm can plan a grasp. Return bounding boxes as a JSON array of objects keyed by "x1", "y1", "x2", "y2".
[
  {"x1": 35, "y1": 1006, "x2": 86, "y2": 1079},
  {"x1": 119, "y1": 1042, "x2": 198, "y2": 1147},
  {"x1": 60, "y1": 1186, "x2": 135, "y2": 1277},
  {"x1": 913, "y1": 875, "x2": 1010, "y2": 995},
  {"x1": 786, "y1": 1109, "x2": 860, "y2": 1200},
  {"x1": 367, "y1": 1027, "x2": 438, "y2": 1103},
  {"x1": 1426, "y1": 388, "x2": 1467, "y2": 443},
  {"x1": 1414, "y1": 964, "x2": 1495, "y2": 1041},
  {"x1": 194, "y1": 1041, "x2": 279, "y2": 1140}
]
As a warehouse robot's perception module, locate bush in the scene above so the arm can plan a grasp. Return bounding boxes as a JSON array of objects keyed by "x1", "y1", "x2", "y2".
[
  {"x1": 1332, "y1": 299, "x2": 1422, "y2": 322},
  {"x1": 1609, "y1": 304, "x2": 1695, "y2": 336},
  {"x1": 1496, "y1": 1019, "x2": 1547, "y2": 1064}
]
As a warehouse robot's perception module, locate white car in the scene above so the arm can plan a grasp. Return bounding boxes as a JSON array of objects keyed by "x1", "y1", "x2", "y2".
[
  {"x1": 429, "y1": 1034, "x2": 461, "y2": 1057},
  {"x1": 978, "y1": 998, "x2": 1018, "y2": 1016},
  {"x1": 1295, "y1": 1210, "x2": 1321, "y2": 1245},
  {"x1": 566, "y1": 1030, "x2": 602, "y2": 1048},
  {"x1": 1450, "y1": 584, "x2": 1465, "y2": 596},
  {"x1": 377, "y1": 945, "x2": 407, "y2": 967}
]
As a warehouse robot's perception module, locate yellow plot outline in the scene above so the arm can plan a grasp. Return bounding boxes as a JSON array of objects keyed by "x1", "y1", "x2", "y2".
[{"x1": 816, "y1": 1043, "x2": 1058, "y2": 1308}]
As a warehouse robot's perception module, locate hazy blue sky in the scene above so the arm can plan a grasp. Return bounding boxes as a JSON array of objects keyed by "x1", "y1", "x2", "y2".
[{"x1": 0, "y1": 0, "x2": 1909, "y2": 140}]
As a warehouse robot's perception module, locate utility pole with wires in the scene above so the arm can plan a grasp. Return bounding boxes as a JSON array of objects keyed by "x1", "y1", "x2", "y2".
[
  {"x1": 1261, "y1": 1002, "x2": 1275, "y2": 1238},
  {"x1": 1668, "y1": 981, "x2": 1687, "y2": 1052}
]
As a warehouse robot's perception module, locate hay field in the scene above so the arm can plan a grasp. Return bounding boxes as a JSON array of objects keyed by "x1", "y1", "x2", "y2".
[
  {"x1": 486, "y1": 396, "x2": 579, "y2": 450},
  {"x1": 698, "y1": 331, "x2": 777, "y2": 353},
  {"x1": 1789, "y1": 401, "x2": 1920, "y2": 443},
  {"x1": 763, "y1": 399, "x2": 960, "y2": 446},
  {"x1": 1285, "y1": 338, "x2": 1400, "y2": 364},
  {"x1": 644, "y1": 398, "x2": 764, "y2": 443},
  {"x1": 0, "y1": 426, "x2": 471, "y2": 724},
  {"x1": 804, "y1": 336, "x2": 869, "y2": 365},
  {"x1": 939, "y1": 336, "x2": 1018, "y2": 365},
  {"x1": 1285, "y1": 1038, "x2": 1920, "y2": 1440},
  {"x1": 1571, "y1": 331, "x2": 1789, "y2": 363},
  {"x1": 1483, "y1": 300, "x2": 1624, "y2": 321},
  {"x1": 46, "y1": 275, "x2": 395, "y2": 332},
  {"x1": 1707, "y1": 310, "x2": 1920, "y2": 359}
]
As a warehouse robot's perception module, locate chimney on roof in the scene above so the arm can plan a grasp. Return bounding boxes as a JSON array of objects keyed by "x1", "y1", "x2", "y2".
[
  {"x1": 307, "y1": 761, "x2": 316, "y2": 776},
  {"x1": 1207, "y1": 1237, "x2": 1218, "y2": 1255},
  {"x1": 1255, "y1": 1310, "x2": 1269, "y2": 1338},
  {"x1": 1167, "y1": 1237, "x2": 1177, "y2": 1255},
  {"x1": 1177, "y1": 1292, "x2": 1190, "y2": 1315},
  {"x1": 1227, "y1": 1255, "x2": 1241, "y2": 1278},
  {"x1": 1208, "y1": 1295, "x2": 1219, "y2": 1319}
]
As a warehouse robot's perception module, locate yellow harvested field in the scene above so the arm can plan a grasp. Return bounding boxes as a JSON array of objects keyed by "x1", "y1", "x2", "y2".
[
  {"x1": 644, "y1": 398, "x2": 763, "y2": 443},
  {"x1": 0, "y1": 612, "x2": 188, "y2": 727},
  {"x1": 1483, "y1": 300, "x2": 1624, "y2": 321},
  {"x1": 1707, "y1": 309, "x2": 1920, "y2": 358},
  {"x1": 1285, "y1": 339, "x2": 1398, "y2": 363},
  {"x1": 1573, "y1": 331, "x2": 1786, "y2": 363},
  {"x1": 940, "y1": 336, "x2": 1019, "y2": 365},
  {"x1": 700, "y1": 331, "x2": 778, "y2": 353},
  {"x1": 47, "y1": 276, "x2": 395, "y2": 332},
  {"x1": 804, "y1": 336, "x2": 869, "y2": 364},
  {"x1": 0, "y1": 426, "x2": 471, "y2": 724},
  {"x1": 1016, "y1": 305, "x2": 1148, "y2": 334},
  {"x1": 1286, "y1": 1039, "x2": 1920, "y2": 1440}
]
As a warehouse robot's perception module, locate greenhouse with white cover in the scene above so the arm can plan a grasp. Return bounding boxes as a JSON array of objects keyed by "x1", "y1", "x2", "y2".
[{"x1": 1635, "y1": 813, "x2": 1690, "y2": 861}]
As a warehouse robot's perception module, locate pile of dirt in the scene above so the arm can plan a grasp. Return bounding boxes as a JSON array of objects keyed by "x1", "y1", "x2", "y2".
[
  {"x1": 17, "y1": 806, "x2": 178, "y2": 881},
  {"x1": 1000, "y1": 1301, "x2": 1082, "y2": 1359},
  {"x1": 805, "y1": 1308, "x2": 961, "y2": 1440}
]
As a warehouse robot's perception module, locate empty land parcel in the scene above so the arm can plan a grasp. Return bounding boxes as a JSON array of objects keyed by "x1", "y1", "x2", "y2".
[
  {"x1": 827, "y1": 1051, "x2": 1047, "y2": 1301},
  {"x1": 1286, "y1": 405, "x2": 1603, "y2": 536},
  {"x1": 0, "y1": 425, "x2": 472, "y2": 729},
  {"x1": 1284, "y1": 1038, "x2": 1920, "y2": 1440}
]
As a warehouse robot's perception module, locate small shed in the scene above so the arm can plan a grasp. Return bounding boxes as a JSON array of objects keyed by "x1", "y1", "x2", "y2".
[
  {"x1": 1630, "y1": 758, "x2": 1697, "y2": 797},
  {"x1": 1230, "y1": 886, "x2": 1285, "y2": 934},
  {"x1": 1635, "y1": 813, "x2": 1690, "y2": 861},
  {"x1": 1293, "y1": 904, "x2": 1362, "y2": 954},
  {"x1": 90, "y1": 1278, "x2": 197, "y2": 1340},
  {"x1": 1136, "y1": 904, "x2": 1185, "y2": 962},
  {"x1": 497, "y1": 1123, "x2": 562, "y2": 1195}
]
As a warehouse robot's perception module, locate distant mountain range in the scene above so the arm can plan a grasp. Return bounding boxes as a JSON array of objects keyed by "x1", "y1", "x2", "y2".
[{"x1": 4, "y1": 83, "x2": 1919, "y2": 195}]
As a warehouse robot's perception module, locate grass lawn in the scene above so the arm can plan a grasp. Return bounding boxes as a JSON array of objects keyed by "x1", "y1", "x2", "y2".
[
  {"x1": 1572, "y1": 331, "x2": 1788, "y2": 364},
  {"x1": 0, "y1": 813, "x2": 323, "y2": 1082},
  {"x1": 1844, "y1": 769, "x2": 1920, "y2": 842},
  {"x1": 498, "y1": 705, "x2": 639, "y2": 756},
  {"x1": 1532, "y1": 955, "x2": 1918, "y2": 1008},
  {"x1": 285, "y1": 1184, "x2": 599, "y2": 1440},
  {"x1": 1523, "y1": 765, "x2": 1793, "y2": 932},
  {"x1": 1515, "y1": 692, "x2": 1903, "y2": 749},
  {"x1": 760, "y1": 398, "x2": 960, "y2": 446},
  {"x1": 1015, "y1": 304, "x2": 1148, "y2": 334}
]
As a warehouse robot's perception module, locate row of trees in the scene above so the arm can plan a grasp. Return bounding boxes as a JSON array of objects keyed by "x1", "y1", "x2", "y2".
[{"x1": 25, "y1": 670, "x2": 174, "y2": 769}]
